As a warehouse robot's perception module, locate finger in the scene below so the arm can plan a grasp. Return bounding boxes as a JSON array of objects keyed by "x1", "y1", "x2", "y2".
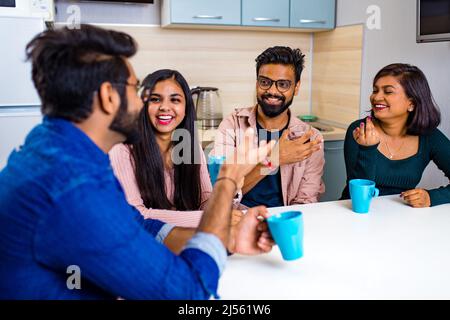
[
  {"x1": 409, "y1": 200, "x2": 424, "y2": 208},
  {"x1": 367, "y1": 119, "x2": 376, "y2": 137},
  {"x1": 298, "y1": 147, "x2": 320, "y2": 160},
  {"x1": 308, "y1": 142, "x2": 322, "y2": 153},
  {"x1": 299, "y1": 150, "x2": 314, "y2": 161},
  {"x1": 404, "y1": 197, "x2": 424, "y2": 207},
  {"x1": 411, "y1": 202, "x2": 426, "y2": 208},
  {"x1": 364, "y1": 117, "x2": 374, "y2": 134},
  {"x1": 260, "y1": 231, "x2": 274, "y2": 242},
  {"x1": 257, "y1": 240, "x2": 273, "y2": 253},
  {"x1": 366, "y1": 116, "x2": 375, "y2": 129},
  {"x1": 302, "y1": 138, "x2": 322, "y2": 149},
  {"x1": 403, "y1": 195, "x2": 422, "y2": 203},
  {"x1": 257, "y1": 236, "x2": 273, "y2": 245},
  {"x1": 257, "y1": 221, "x2": 269, "y2": 232},
  {"x1": 300, "y1": 138, "x2": 322, "y2": 150},
  {"x1": 258, "y1": 239, "x2": 275, "y2": 251},
  {"x1": 353, "y1": 128, "x2": 360, "y2": 141},
  {"x1": 299, "y1": 150, "x2": 315, "y2": 162},
  {"x1": 359, "y1": 122, "x2": 365, "y2": 137},
  {"x1": 281, "y1": 128, "x2": 291, "y2": 140},
  {"x1": 401, "y1": 189, "x2": 421, "y2": 198},
  {"x1": 231, "y1": 209, "x2": 244, "y2": 219},
  {"x1": 247, "y1": 205, "x2": 269, "y2": 219},
  {"x1": 296, "y1": 130, "x2": 313, "y2": 144},
  {"x1": 403, "y1": 193, "x2": 422, "y2": 201}
]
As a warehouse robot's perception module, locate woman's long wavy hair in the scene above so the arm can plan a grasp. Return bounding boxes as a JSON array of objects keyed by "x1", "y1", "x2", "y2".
[{"x1": 128, "y1": 69, "x2": 201, "y2": 210}]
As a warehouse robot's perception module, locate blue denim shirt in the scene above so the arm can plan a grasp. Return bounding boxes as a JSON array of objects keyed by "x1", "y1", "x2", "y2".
[{"x1": 0, "y1": 117, "x2": 226, "y2": 299}]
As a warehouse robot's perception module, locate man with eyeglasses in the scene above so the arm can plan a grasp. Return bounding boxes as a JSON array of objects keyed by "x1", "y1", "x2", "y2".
[
  {"x1": 0, "y1": 25, "x2": 276, "y2": 299},
  {"x1": 213, "y1": 46, "x2": 325, "y2": 208}
]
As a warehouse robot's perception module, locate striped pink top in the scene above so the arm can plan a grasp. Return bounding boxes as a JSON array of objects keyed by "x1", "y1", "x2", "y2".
[{"x1": 109, "y1": 143, "x2": 212, "y2": 228}]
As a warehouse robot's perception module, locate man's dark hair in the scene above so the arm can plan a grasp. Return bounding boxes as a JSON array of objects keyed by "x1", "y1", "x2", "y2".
[
  {"x1": 255, "y1": 46, "x2": 305, "y2": 83},
  {"x1": 372, "y1": 63, "x2": 441, "y2": 135},
  {"x1": 26, "y1": 24, "x2": 137, "y2": 122}
]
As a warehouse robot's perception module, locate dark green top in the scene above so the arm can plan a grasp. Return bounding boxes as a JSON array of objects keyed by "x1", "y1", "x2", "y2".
[{"x1": 341, "y1": 119, "x2": 450, "y2": 206}]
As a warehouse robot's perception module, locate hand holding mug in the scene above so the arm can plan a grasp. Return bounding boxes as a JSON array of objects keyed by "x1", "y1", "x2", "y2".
[{"x1": 228, "y1": 206, "x2": 274, "y2": 255}]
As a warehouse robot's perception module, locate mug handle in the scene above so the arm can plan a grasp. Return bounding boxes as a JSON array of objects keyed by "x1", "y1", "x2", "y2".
[{"x1": 372, "y1": 187, "x2": 380, "y2": 198}]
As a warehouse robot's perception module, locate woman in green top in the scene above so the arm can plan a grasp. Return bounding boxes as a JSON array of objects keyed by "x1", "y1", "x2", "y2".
[{"x1": 341, "y1": 63, "x2": 450, "y2": 207}]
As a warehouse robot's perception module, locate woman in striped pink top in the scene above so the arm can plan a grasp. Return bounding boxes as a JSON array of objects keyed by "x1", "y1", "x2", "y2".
[{"x1": 109, "y1": 69, "x2": 212, "y2": 228}]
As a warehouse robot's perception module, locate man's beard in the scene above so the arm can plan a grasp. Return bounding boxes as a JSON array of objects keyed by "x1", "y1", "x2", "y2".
[
  {"x1": 109, "y1": 98, "x2": 141, "y2": 144},
  {"x1": 257, "y1": 93, "x2": 293, "y2": 118}
]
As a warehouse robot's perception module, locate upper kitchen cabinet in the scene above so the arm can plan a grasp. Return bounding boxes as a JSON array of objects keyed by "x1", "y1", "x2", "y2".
[
  {"x1": 290, "y1": 0, "x2": 336, "y2": 30},
  {"x1": 161, "y1": 0, "x2": 336, "y2": 31},
  {"x1": 242, "y1": 0, "x2": 290, "y2": 28},
  {"x1": 161, "y1": 0, "x2": 241, "y2": 27}
]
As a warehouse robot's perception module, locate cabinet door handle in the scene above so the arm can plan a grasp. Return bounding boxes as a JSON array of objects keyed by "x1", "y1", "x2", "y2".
[
  {"x1": 324, "y1": 147, "x2": 343, "y2": 151},
  {"x1": 252, "y1": 17, "x2": 281, "y2": 22},
  {"x1": 299, "y1": 19, "x2": 326, "y2": 24},
  {"x1": 193, "y1": 15, "x2": 223, "y2": 20}
]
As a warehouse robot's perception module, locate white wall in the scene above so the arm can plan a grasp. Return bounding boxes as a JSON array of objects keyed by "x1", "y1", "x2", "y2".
[{"x1": 336, "y1": 0, "x2": 450, "y2": 189}]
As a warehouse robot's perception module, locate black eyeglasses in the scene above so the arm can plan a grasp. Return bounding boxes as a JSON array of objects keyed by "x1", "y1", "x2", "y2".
[
  {"x1": 112, "y1": 80, "x2": 142, "y2": 97},
  {"x1": 257, "y1": 76, "x2": 292, "y2": 93}
]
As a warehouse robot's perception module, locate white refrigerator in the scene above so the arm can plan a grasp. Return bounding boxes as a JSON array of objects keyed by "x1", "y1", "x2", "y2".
[{"x1": 0, "y1": 15, "x2": 45, "y2": 168}]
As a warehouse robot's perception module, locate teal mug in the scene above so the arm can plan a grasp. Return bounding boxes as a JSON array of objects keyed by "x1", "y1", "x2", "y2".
[
  {"x1": 207, "y1": 154, "x2": 226, "y2": 185},
  {"x1": 349, "y1": 179, "x2": 380, "y2": 213},
  {"x1": 267, "y1": 211, "x2": 303, "y2": 261}
]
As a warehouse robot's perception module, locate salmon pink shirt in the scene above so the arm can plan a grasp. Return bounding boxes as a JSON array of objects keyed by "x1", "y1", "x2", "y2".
[{"x1": 109, "y1": 143, "x2": 212, "y2": 228}]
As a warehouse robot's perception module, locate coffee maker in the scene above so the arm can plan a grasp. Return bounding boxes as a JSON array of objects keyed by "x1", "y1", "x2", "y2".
[{"x1": 191, "y1": 86, "x2": 223, "y2": 130}]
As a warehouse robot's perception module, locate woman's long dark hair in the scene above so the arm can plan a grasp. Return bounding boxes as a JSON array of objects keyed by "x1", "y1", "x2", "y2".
[
  {"x1": 371, "y1": 63, "x2": 441, "y2": 135},
  {"x1": 128, "y1": 69, "x2": 202, "y2": 210}
]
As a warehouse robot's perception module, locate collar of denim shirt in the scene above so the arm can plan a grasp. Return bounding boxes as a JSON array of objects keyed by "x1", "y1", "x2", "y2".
[{"x1": 42, "y1": 116, "x2": 111, "y2": 168}]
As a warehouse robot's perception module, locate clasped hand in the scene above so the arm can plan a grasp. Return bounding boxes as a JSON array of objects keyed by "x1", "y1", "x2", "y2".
[{"x1": 271, "y1": 128, "x2": 322, "y2": 167}]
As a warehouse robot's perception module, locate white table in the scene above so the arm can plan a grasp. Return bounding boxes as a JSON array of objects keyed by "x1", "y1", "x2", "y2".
[{"x1": 219, "y1": 195, "x2": 450, "y2": 299}]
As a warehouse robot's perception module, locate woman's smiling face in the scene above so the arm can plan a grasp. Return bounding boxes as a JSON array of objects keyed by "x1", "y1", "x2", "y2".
[
  {"x1": 147, "y1": 78, "x2": 186, "y2": 135},
  {"x1": 371, "y1": 75, "x2": 414, "y2": 122}
]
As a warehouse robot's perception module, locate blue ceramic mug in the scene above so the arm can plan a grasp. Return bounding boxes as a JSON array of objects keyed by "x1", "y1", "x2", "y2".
[
  {"x1": 349, "y1": 179, "x2": 380, "y2": 213},
  {"x1": 207, "y1": 154, "x2": 226, "y2": 185},
  {"x1": 267, "y1": 211, "x2": 303, "y2": 261}
]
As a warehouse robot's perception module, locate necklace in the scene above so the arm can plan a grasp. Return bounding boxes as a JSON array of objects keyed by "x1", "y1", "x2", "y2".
[
  {"x1": 379, "y1": 125, "x2": 407, "y2": 160},
  {"x1": 384, "y1": 138, "x2": 405, "y2": 159}
]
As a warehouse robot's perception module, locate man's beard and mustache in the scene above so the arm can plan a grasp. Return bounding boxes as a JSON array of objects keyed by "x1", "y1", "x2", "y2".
[
  {"x1": 109, "y1": 97, "x2": 141, "y2": 144},
  {"x1": 257, "y1": 93, "x2": 294, "y2": 118}
]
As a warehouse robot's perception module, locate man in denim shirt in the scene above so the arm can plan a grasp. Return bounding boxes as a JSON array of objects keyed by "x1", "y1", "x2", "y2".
[{"x1": 0, "y1": 25, "x2": 275, "y2": 299}]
